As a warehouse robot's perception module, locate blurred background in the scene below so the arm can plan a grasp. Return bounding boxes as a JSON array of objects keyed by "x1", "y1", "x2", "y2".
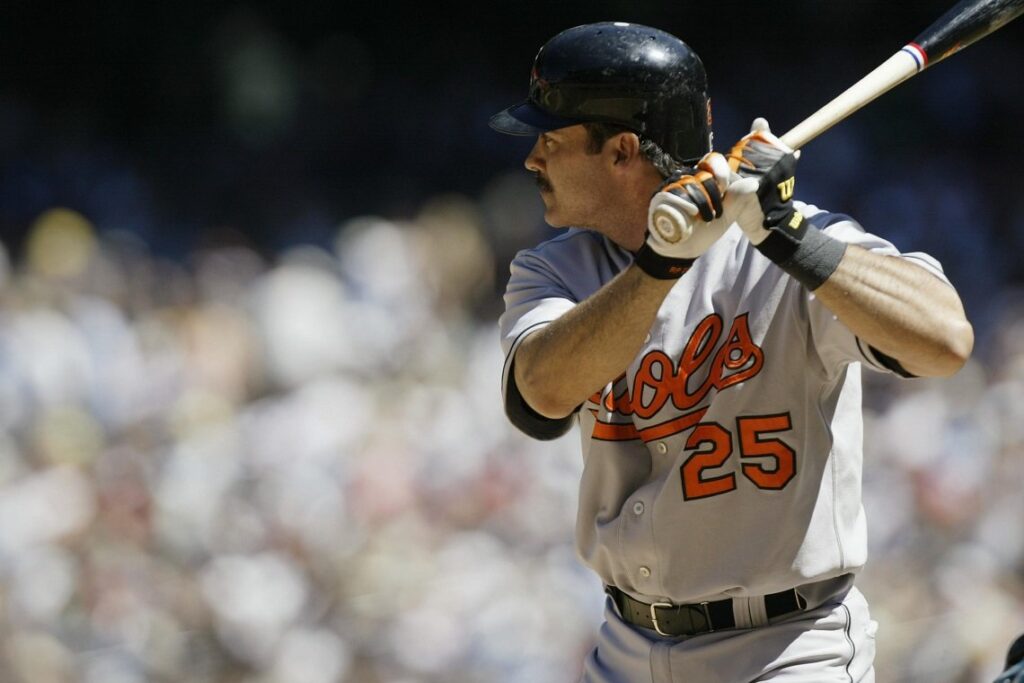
[{"x1": 0, "y1": 1, "x2": 1022, "y2": 681}]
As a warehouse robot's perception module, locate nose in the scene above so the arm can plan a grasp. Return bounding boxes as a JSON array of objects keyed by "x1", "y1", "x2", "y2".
[{"x1": 524, "y1": 137, "x2": 545, "y2": 173}]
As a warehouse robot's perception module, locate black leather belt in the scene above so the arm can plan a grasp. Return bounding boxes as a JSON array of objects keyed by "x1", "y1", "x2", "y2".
[{"x1": 606, "y1": 585, "x2": 807, "y2": 637}]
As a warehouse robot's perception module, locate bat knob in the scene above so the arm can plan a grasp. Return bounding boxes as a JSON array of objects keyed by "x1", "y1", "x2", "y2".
[{"x1": 652, "y1": 206, "x2": 688, "y2": 244}]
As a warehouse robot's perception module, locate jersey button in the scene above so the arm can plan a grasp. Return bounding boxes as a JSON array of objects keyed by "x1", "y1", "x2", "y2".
[
  {"x1": 638, "y1": 566, "x2": 651, "y2": 578},
  {"x1": 655, "y1": 442, "x2": 667, "y2": 454},
  {"x1": 633, "y1": 501, "x2": 645, "y2": 515}
]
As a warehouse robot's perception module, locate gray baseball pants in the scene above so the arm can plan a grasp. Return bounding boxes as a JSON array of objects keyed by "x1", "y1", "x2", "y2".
[{"x1": 582, "y1": 582, "x2": 876, "y2": 682}]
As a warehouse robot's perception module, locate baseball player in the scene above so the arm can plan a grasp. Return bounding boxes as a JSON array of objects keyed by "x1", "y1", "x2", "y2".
[
  {"x1": 490, "y1": 22, "x2": 974, "y2": 683},
  {"x1": 996, "y1": 634, "x2": 1024, "y2": 683}
]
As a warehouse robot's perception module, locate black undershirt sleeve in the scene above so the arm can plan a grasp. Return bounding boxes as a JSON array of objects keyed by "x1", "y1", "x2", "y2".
[
  {"x1": 868, "y1": 345, "x2": 916, "y2": 378},
  {"x1": 504, "y1": 357, "x2": 575, "y2": 440}
]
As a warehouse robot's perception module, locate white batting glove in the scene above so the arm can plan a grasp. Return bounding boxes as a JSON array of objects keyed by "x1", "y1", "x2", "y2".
[
  {"x1": 727, "y1": 117, "x2": 801, "y2": 246},
  {"x1": 726, "y1": 118, "x2": 847, "y2": 291},
  {"x1": 635, "y1": 152, "x2": 735, "y2": 279}
]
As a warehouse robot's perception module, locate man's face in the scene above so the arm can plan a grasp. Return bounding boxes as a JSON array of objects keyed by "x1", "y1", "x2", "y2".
[{"x1": 524, "y1": 124, "x2": 616, "y2": 229}]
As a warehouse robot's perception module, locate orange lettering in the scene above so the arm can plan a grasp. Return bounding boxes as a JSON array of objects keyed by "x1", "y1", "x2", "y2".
[
  {"x1": 710, "y1": 313, "x2": 764, "y2": 390},
  {"x1": 632, "y1": 350, "x2": 674, "y2": 419},
  {"x1": 674, "y1": 314, "x2": 722, "y2": 409},
  {"x1": 590, "y1": 313, "x2": 765, "y2": 442}
]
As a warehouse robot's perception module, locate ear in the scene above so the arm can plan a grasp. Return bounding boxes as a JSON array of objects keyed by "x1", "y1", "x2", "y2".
[{"x1": 611, "y1": 132, "x2": 641, "y2": 166}]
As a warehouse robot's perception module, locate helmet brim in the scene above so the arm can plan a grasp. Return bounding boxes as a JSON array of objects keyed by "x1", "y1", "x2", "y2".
[{"x1": 489, "y1": 101, "x2": 581, "y2": 136}]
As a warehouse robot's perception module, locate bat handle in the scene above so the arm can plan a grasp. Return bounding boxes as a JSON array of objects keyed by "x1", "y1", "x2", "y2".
[{"x1": 779, "y1": 45, "x2": 928, "y2": 151}]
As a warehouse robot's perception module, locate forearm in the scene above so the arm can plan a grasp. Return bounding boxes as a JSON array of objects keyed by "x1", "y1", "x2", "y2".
[
  {"x1": 515, "y1": 265, "x2": 676, "y2": 418},
  {"x1": 813, "y1": 244, "x2": 973, "y2": 377},
  {"x1": 724, "y1": 118, "x2": 973, "y2": 377}
]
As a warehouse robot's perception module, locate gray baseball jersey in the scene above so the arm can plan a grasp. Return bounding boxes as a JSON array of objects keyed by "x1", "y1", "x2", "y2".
[{"x1": 500, "y1": 203, "x2": 948, "y2": 606}]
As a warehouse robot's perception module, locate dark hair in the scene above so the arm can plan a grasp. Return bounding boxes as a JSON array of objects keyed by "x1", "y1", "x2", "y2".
[{"x1": 582, "y1": 122, "x2": 687, "y2": 178}]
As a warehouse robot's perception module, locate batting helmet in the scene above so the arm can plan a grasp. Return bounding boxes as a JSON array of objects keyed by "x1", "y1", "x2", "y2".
[{"x1": 489, "y1": 22, "x2": 713, "y2": 165}]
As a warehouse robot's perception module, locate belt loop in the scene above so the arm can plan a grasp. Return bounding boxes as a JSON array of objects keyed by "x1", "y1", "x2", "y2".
[
  {"x1": 604, "y1": 585, "x2": 621, "y2": 620},
  {"x1": 700, "y1": 602, "x2": 714, "y2": 633},
  {"x1": 731, "y1": 596, "x2": 752, "y2": 629},
  {"x1": 747, "y1": 595, "x2": 769, "y2": 627}
]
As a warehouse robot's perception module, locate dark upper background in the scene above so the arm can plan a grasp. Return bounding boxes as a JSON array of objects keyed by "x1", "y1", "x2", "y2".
[{"x1": 2, "y1": 0, "x2": 1023, "y2": 345}]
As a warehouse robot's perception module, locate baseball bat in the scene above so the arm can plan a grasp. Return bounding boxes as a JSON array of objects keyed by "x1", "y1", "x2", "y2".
[
  {"x1": 649, "y1": 0, "x2": 1022, "y2": 245},
  {"x1": 780, "y1": 0, "x2": 1024, "y2": 150}
]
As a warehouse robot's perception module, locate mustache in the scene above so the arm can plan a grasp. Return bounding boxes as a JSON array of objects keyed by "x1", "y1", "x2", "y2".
[{"x1": 533, "y1": 172, "x2": 553, "y2": 192}]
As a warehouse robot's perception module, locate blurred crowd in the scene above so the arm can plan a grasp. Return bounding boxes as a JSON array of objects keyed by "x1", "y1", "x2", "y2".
[
  {"x1": 0, "y1": 190, "x2": 605, "y2": 683},
  {"x1": 0, "y1": 188, "x2": 1020, "y2": 683}
]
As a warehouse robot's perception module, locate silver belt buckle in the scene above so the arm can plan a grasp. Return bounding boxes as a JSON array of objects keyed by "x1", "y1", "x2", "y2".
[{"x1": 649, "y1": 601, "x2": 674, "y2": 637}]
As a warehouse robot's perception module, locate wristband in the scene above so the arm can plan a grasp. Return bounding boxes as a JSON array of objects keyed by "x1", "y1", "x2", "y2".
[
  {"x1": 757, "y1": 224, "x2": 847, "y2": 291},
  {"x1": 633, "y1": 242, "x2": 695, "y2": 280}
]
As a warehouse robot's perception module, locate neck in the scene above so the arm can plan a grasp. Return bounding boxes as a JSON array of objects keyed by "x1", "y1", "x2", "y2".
[{"x1": 607, "y1": 173, "x2": 663, "y2": 252}]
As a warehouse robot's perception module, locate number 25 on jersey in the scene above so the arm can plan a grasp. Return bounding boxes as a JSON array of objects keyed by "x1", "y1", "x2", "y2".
[{"x1": 680, "y1": 413, "x2": 795, "y2": 500}]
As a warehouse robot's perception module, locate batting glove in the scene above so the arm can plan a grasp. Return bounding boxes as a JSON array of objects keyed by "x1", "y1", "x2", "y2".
[
  {"x1": 728, "y1": 118, "x2": 847, "y2": 290},
  {"x1": 636, "y1": 151, "x2": 734, "y2": 279}
]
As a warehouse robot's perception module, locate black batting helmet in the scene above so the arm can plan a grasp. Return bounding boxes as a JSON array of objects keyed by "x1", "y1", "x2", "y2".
[{"x1": 489, "y1": 22, "x2": 713, "y2": 165}]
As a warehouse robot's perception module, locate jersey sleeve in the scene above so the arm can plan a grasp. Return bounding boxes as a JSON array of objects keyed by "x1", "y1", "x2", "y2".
[
  {"x1": 498, "y1": 250, "x2": 579, "y2": 440},
  {"x1": 498, "y1": 230, "x2": 630, "y2": 439},
  {"x1": 801, "y1": 209, "x2": 953, "y2": 378}
]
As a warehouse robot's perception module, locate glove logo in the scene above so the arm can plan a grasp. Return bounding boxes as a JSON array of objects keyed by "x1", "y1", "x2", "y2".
[
  {"x1": 777, "y1": 177, "x2": 795, "y2": 201},
  {"x1": 788, "y1": 212, "x2": 804, "y2": 230}
]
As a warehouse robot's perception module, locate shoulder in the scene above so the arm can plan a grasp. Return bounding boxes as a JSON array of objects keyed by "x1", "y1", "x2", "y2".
[
  {"x1": 514, "y1": 228, "x2": 628, "y2": 267},
  {"x1": 508, "y1": 228, "x2": 633, "y2": 297},
  {"x1": 796, "y1": 201, "x2": 948, "y2": 281},
  {"x1": 795, "y1": 202, "x2": 857, "y2": 231}
]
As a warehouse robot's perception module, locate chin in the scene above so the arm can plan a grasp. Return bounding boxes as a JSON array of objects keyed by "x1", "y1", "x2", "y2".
[
  {"x1": 541, "y1": 196, "x2": 588, "y2": 230},
  {"x1": 544, "y1": 214, "x2": 569, "y2": 229},
  {"x1": 542, "y1": 206, "x2": 568, "y2": 229}
]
